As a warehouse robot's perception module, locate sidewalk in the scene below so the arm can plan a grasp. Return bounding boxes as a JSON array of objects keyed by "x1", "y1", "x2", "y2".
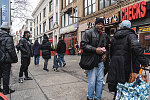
[{"x1": 2, "y1": 55, "x2": 129, "y2": 100}]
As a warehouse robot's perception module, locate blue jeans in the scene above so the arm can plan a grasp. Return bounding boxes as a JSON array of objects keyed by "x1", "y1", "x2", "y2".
[
  {"x1": 87, "y1": 62, "x2": 104, "y2": 100},
  {"x1": 34, "y1": 56, "x2": 40, "y2": 65},
  {"x1": 58, "y1": 54, "x2": 65, "y2": 67}
]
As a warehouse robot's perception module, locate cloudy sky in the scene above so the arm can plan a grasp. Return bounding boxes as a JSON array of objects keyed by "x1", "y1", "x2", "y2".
[{"x1": 11, "y1": 0, "x2": 40, "y2": 34}]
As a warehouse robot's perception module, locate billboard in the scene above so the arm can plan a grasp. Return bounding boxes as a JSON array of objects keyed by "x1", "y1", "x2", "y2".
[{"x1": 1, "y1": 0, "x2": 9, "y2": 25}]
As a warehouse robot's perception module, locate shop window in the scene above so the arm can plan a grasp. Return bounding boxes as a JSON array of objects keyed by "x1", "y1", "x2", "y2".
[
  {"x1": 84, "y1": 0, "x2": 96, "y2": 16},
  {"x1": 49, "y1": 17, "x2": 53, "y2": 30},
  {"x1": 43, "y1": 21, "x2": 46, "y2": 33},
  {"x1": 49, "y1": 0, "x2": 53, "y2": 12}
]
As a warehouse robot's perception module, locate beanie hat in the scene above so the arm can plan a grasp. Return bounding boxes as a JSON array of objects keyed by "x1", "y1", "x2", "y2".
[
  {"x1": 24, "y1": 31, "x2": 30, "y2": 35},
  {"x1": 120, "y1": 20, "x2": 131, "y2": 29},
  {"x1": 95, "y1": 18, "x2": 104, "y2": 25}
]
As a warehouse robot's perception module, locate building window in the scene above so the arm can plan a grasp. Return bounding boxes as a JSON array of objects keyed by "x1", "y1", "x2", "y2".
[
  {"x1": 43, "y1": 7, "x2": 46, "y2": 17},
  {"x1": 37, "y1": 27, "x2": 38, "y2": 35},
  {"x1": 62, "y1": 0, "x2": 64, "y2": 9},
  {"x1": 56, "y1": 13, "x2": 58, "y2": 22},
  {"x1": 105, "y1": 0, "x2": 111, "y2": 7},
  {"x1": 84, "y1": 0, "x2": 96, "y2": 16},
  {"x1": 73, "y1": 7, "x2": 77, "y2": 23},
  {"x1": 56, "y1": 0, "x2": 58, "y2": 6},
  {"x1": 69, "y1": 0, "x2": 73, "y2": 3},
  {"x1": 30, "y1": 27, "x2": 32, "y2": 32},
  {"x1": 40, "y1": 13, "x2": 41, "y2": 21},
  {"x1": 30, "y1": 22, "x2": 32, "y2": 26},
  {"x1": 111, "y1": 0, "x2": 117, "y2": 5},
  {"x1": 68, "y1": 11, "x2": 72, "y2": 25},
  {"x1": 49, "y1": 0, "x2": 53, "y2": 12},
  {"x1": 43, "y1": 21, "x2": 46, "y2": 33},
  {"x1": 37, "y1": 16, "x2": 38, "y2": 24},
  {"x1": 61, "y1": 15, "x2": 64, "y2": 27},
  {"x1": 66, "y1": 0, "x2": 68, "y2": 6},
  {"x1": 40, "y1": 25, "x2": 41, "y2": 34},
  {"x1": 65, "y1": 13, "x2": 69, "y2": 26},
  {"x1": 49, "y1": 17, "x2": 53, "y2": 30}
]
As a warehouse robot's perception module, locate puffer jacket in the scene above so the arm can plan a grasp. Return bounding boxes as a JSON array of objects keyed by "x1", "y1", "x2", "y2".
[
  {"x1": 81, "y1": 27, "x2": 110, "y2": 68},
  {"x1": 107, "y1": 28, "x2": 149, "y2": 92},
  {"x1": 18, "y1": 37, "x2": 33, "y2": 58},
  {"x1": 57, "y1": 40, "x2": 66, "y2": 54},
  {"x1": 0, "y1": 29, "x2": 18, "y2": 63},
  {"x1": 41, "y1": 39, "x2": 54, "y2": 59}
]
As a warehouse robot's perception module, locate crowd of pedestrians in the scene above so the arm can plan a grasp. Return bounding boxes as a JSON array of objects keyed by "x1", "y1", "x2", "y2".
[{"x1": 0, "y1": 19, "x2": 149, "y2": 100}]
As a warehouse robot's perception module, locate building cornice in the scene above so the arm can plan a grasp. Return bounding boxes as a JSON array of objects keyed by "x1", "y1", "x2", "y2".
[{"x1": 32, "y1": 0, "x2": 45, "y2": 16}]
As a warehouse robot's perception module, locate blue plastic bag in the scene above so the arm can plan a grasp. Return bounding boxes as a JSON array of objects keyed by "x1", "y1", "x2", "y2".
[{"x1": 115, "y1": 75, "x2": 149, "y2": 100}]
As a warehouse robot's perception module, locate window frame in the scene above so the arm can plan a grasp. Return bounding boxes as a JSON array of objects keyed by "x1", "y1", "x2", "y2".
[
  {"x1": 49, "y1": 17, "x2": 53, "y2": 30},
  {"x1": 84, "y1": 0, "x2": 96, "y2": 16}
]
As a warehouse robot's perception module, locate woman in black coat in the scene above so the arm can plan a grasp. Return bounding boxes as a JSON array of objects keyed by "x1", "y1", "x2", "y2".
[
  {"x1": 107, "y1": 20, "x2": 149, "y2": 99},
  {"x1": 41, "y1": 34, "x2": 54, "y2": 71}
]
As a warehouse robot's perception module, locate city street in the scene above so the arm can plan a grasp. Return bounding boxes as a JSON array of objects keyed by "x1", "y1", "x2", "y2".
[{"x1": 5, "y1": 55, "x2": 115, "y2": 100}]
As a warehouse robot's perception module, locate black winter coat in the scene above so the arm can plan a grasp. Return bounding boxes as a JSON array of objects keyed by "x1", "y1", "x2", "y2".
[
  {"x1": 18, "y1": 37, "x2": 33, "y2": 58},
  {"x1": 81, "y1": 27, "x2": 110, "y2": 68},
  {"x1": 57, "y1": 40, "x2": 66, "y2": 54},
  {"x1": 107, "y1": 28, "x2": 149, "y2": 92},
  {"x1": 41, "y1": 39, "x2": 54, "y2": 59},
  {"x1": 0, "y1": 29, "x2": 18, "y2": 63}
]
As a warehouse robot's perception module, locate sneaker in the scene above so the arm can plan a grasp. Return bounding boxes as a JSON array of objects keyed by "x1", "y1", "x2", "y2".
[
  {"x1": 3, "y1": 89, "x2": 15, "y2": 95},
  {"x1": 24, "y1": 77, "x2": 33, "y2": 80},
  {"x1": 63, "y1": 63, "x2": 66, "y2": 67},
  {"x1": 19, "y1": 78, "x2": 23, "y2": 83},
  {"x1": 103, "y1": 81, "x2": 106, "y2": 85}
]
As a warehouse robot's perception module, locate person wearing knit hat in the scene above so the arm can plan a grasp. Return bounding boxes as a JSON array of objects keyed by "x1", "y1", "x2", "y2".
[
  {"x1": 107, "y1": 20, "x2": 149, "y2": 100},
  {"x1": 80, "y1": 17, "x2": 110, "y2": 100},
  {"x1": 18, "y1": 30, "x2": 33, "y2": 83}
]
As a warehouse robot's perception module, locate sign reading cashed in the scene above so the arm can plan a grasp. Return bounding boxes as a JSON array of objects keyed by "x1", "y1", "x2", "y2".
[{"x1": 121, "y1": 1, "x2": 146, "y2": 21}]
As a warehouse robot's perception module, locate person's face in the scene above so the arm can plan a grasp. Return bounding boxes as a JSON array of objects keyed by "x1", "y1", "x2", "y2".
[
  {"x1": 27, "y1": 33, "x2": 31, "y2": 38},
  {"x1": 95, "y1": 22, "x2": 104, "y2": 31}
]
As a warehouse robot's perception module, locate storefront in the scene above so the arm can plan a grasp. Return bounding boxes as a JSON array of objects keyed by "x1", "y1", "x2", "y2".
[
  {"x1": 60, "y1": 23, "x2": 77, "y2": 54},
  {"x1": 121, "y1": 1, "x2": 150, "y2": 54}
]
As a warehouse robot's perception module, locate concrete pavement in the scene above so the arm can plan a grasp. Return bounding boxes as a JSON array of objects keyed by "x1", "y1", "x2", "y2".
[{"x1": 3, "y1": 55, "x2": 149, "y2": 100}]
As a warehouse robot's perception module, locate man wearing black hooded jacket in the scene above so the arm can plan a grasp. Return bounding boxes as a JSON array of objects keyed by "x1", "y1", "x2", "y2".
[
  {"x1": 18, "y1": 31, "x2": 33, "y2": 83},
  {"x1": 0, "y1": 22, "x2": 18, "y2": 95}
]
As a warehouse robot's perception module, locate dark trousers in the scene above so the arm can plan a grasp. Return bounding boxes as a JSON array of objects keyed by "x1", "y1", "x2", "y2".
[
  {"x1": 19, "y1": 57, "x2": 30, "y2": 77},
  {"x1": 0, "y1": 63, "x2": 11, "y2": 92},
  {"x1": 44, "y1": 59, "x2": 49, "y2": 69}
]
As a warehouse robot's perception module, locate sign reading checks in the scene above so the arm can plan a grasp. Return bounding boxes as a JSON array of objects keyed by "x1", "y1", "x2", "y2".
[{"x1": 121, "y1": 1, "x2": 146, "y2": 21}]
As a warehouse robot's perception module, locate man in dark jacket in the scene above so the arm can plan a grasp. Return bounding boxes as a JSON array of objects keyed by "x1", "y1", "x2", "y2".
[
  {"x1": 81, "y1": 18, "x2": 109, "y2": 100},
  {"x1": 0, "y1": 22, "x2": 18, "y2": 95},
  {"x1": 33, "y1": 40, "x2": 41, "y2": 66},
  {"x1": 18, "y1": 31, "x2": 33, "y2": 83},
  {"x1": 41, "y1": 34, "x2": 54, "y2": 71},
  {"x1": 106, "y1": 20, "x2": 149, "y2": 100},
  {"x1": 57, "y1": 36, "x2": 66, "y2": 67}
]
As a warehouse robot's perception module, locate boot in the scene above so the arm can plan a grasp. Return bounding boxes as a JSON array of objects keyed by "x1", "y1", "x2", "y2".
[{"x1": 19, "y1": 77, "x2": 23, "y2": 83}]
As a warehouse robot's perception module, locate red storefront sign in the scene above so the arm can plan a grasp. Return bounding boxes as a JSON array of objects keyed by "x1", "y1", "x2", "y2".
[
  {"x1": 121, "y1": 1, "x2": 146, "y2": 21},
  {"x1": 49, "y1": 38, "x2": 53, "y2": 43}
]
